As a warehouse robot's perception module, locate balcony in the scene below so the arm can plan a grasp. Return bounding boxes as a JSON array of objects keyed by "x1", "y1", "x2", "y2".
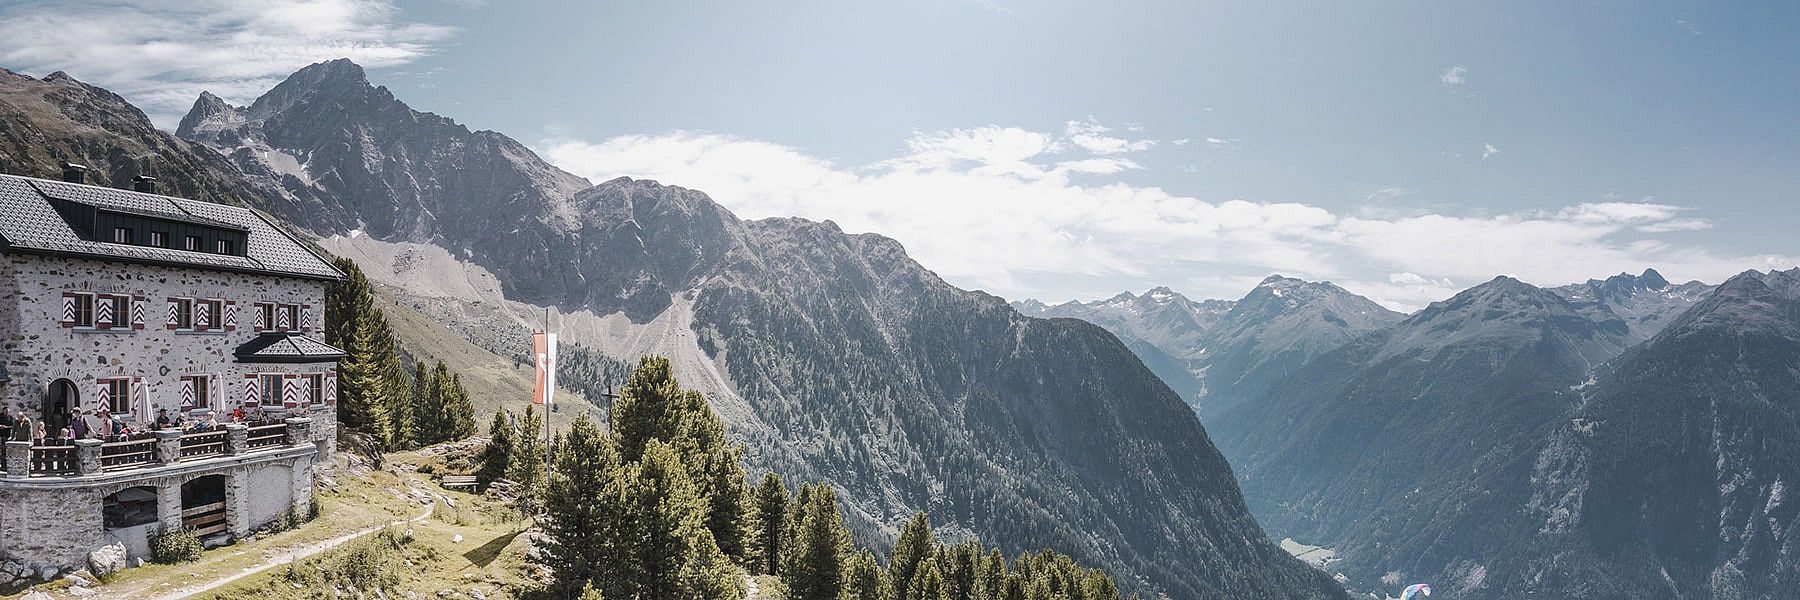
[{"x1": 1, "y1": 418, "x2": 314, "y2": 480}]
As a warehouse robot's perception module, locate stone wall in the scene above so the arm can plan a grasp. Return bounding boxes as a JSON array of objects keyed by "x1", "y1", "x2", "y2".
[
  {"x1": 0, "y1": 448, "x2": 315, "y2": 573},
  {"x1": 0, "y1": 253, "x2": 337, "y2": 436}
]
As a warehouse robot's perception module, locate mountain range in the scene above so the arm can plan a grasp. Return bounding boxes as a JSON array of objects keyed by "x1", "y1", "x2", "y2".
[
  {"x1": 1020, "y1": 267, "x2": 1800, "y2": 599},
  {"x1": 0, "y1": 61, "x2": 1345, "y2": 599}
]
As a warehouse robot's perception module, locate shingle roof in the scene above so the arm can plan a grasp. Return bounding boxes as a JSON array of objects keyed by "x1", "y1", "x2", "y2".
[
  {"x1": 234, "y1": 332, "x2": 346, "y2": 363},
  {"x1": 0, "y1": 174, "x2": 340, "y2": 280}
]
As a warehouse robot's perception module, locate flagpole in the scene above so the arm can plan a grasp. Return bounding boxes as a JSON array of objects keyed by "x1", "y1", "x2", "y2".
[{"x1": 544, "y1": 306, "x2": 553, "y2": 500}]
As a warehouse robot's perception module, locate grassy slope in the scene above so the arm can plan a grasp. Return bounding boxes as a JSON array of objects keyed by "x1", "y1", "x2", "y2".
[{"x1": 376, "y1": 287, "x2": 607, "y2": 433}]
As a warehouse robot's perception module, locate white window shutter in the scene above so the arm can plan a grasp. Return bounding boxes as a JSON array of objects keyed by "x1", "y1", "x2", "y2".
[
  {"x1": 224, "y1": 301, "x2": 238, "y2": 331},
  {"x1": 244, "y1": 374, "x2": 260, "y2": 407},
  {"x1": 166, "y1": 298, "x2": 179, "y2": 330},
  {"x1": 325, "y1": 370, "x2": 338, "y2": 406},
  {"x1": 60, "y1": 293, "x2": 77, "y2": 327},
  {"x1": 132, "y1": 296, "x2": 146, "y2": 329},
  {"x1": 96, "y1": 294, "x2": 114, "y2": 327}
]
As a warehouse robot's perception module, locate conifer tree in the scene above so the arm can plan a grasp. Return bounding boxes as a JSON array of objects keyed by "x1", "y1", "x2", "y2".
[
  {"x1": 752, "y1": 472, "x2": 789, "y2": 575},
  {"x1": 409, "y1": 361, "x2": 429, "y2": 440},
  {"x1": 335, "y1": 316, "x2": 393, "y2": 443},
  {"x1": 507, "y1": 404, "x2": 546, "y2": 513},
  {"x1": 576, "y1": 582, "x2": 604, "y2": 600},
  {"x1": 941, "y1": 541, "x2": 980, "y2": 600},
  {"x1": 540, "y1": 416, "x2": 622, "y2": 596},
  {"x1": 906, "y1": 560, "x2": 948, "y2": 600},
  {"x1": 612, "y1": 356, "x2": 686, "y2": 462},
  {"x1": 371, "y1": 312, "x2": 413, "y2": 449},
  {"x1": 785, "y1": 484, "x2": 851, "y2": 600},
  {"x1": 890, "y1": 512, "x2": 935, "y2": 600},
  {"x1": 477, "y1": 409, "x2": 514, "y2": 489},
  {"x1": 841, "y1": 550, "x2": 894, "y2": 600},
  {"x1": 977, "y1": 549, "x2": 1007, "y2": 600},
  {"x1": 445, "y1": 373, "x2": 477, "y2": 439}
]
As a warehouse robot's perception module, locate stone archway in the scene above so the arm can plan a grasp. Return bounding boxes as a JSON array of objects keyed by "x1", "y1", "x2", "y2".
[
  {"x1": 180, "y1": 475, "x2": 230, "y2": 539},
  {"x1": 42, "y1": 378, "x2": 78, "y2": 434}
]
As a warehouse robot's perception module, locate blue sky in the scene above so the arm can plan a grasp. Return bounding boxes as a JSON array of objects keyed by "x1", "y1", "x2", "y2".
[{"x1": 1, "y1": 0, "x2": 1795, "y2": 309}]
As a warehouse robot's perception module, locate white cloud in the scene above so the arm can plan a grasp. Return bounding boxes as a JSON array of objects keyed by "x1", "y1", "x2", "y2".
[
  {"x1": 0, "y1": 0, "x2": 453, "y2": 127},
  {"x1": 1063, "y1": 118, "x2": 1156, "y2": 155},
  {"x1": 1482, "y1": 143, "x2": 1500, "y2": 159},
  {"x1": 1441, "y1": 65, "x2": 1468, "y2": 86},
  {"x1": 540, "y1": 124, "x2": 1796, "y2": 311}
]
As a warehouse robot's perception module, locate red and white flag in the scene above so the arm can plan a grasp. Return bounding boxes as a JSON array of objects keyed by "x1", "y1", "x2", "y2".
[{"x1": 532, "y1": 332, "x2": 558, "y2": 407}]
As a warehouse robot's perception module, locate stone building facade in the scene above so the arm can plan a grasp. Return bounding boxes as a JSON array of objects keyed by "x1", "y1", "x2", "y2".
[{"x1": 0, "y1": 169, "x2": 343, "y2": 579}]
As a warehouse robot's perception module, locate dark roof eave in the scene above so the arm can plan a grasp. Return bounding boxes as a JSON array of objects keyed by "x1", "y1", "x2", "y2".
[
  {"x1": 0, "y1": 245, "x2": 341, "y2": 282},
  {"x1": 233, "y1": 354, "x2": 345, "y2": 364}
]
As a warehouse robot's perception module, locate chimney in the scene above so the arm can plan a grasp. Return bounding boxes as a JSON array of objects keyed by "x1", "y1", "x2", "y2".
[
  {"x1": 59, "y1": 161, "x2": 89, "y2": 184},
  {"x1": 132, "y1": 175, "x2": 158, "y2": 194}
]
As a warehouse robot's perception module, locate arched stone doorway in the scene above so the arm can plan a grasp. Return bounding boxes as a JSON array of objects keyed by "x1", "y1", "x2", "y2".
[
  {"x1": 180, "y1": 475, "x2": 230, "y2": 539},
  {"x1": 42, "y1": 378, "x2": 78, "y2": 434}
]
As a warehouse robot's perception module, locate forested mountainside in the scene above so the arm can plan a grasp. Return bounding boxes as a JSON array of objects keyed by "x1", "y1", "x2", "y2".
[{"x1": 0, "y1": 61, "x2": 1345, "y2": 598}]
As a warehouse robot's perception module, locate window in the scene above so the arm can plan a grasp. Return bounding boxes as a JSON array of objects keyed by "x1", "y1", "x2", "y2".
[
  {"x1": 112, "y1": 227, "x2": 132, "y2": 244},
  {"x1": 259, "y1": 374, "x2": 283, "y2": 407},
  {"x1": 108, "y1": 295, "x2": 130, "y2": 329},
  {"x1": 175, "y1": 298, "x2": 194, "y2": 330},
  {"x1": 306, "y1": 373, "x2": 324, "y2": 406},
  {"x1": 72, "y1": 293, "x2": 95, "y2": 328},
  {"x1": 183, "y1": 236, "x2": 201, "y2": 251},
  {"x1": 149, "y1": 231, "x2": 167, "y2": 247},
  {"x1": 258, "y1": 303, "x2": 274, "y2": 331},
  {"x1": 201, "y1": 299, "x2": 222, "y2": 330},
  {"x1": 107, "y1": 378, "x2": 131, "y2": 415},
  {"x1": 282, "y1": 305, "x2": 299, "y2": 331},
  {"x1": 187, "y1": 375, "x2": 211, "y2": 411},
  {"x1": 215, "y1": 239, "x2": 233, "y2": 254}
]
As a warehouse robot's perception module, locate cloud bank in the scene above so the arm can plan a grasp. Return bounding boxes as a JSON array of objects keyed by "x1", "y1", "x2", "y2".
[
  {"x1": 541, "y1": 122, "x2": 1795, "y2": 311},
  {"x1": 0, "y1": 0, "x2": 452, "y2": 126}
]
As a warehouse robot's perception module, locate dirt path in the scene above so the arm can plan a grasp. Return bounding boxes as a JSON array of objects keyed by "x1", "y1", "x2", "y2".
[
  {"x1": 131, "y1": 501, "x2": 435, "y2": 600},
  {"x1": 743, "y1": 573, "x2": 760, "y2": 600}
]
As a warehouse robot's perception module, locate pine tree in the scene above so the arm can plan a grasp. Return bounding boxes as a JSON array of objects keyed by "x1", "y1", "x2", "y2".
[
  {"x1": 785, "y1": 484, "x2": 851, "y2": 600},
  {"x1": 540, "y1": 416, "x2": 623, "y2": 597},
  {"x1": 941, "y1": 541, "x2": 980, "y2": 600},
  {"x1": 335, "y1": 316, "x2": 392, "y2": 443},
  {"x1": 890, "y1": 512, "x2": 934, "y2": 600},
  {"x1": 477, "y1": 409, "x2": 514, "y2": 489},
  {"x1": 508, "y1": 404, "x2": 546, "y2": 513},
  {"x1": 752, "y1": 472, "x2": 789, "y2": 575},
  {"x1": 324, "y1": 257, "x2": 373, "y2": 351},
  {"x1": 977, "y1": 549, "x2": 1007, "y2": 600},
  {"x1": 445, "y1": 373, "x2": 477, "y2": 439},
  {"x1": 841, "y1": 550, "x2": 894, "y2": 600},
  {"x1": 906, "y1": 560, "x2": 948, "y2": 600},
  {"x1": 612, "y1": 356, "x2": 687, "y2": 462},
  {"x1": 369, "y1": 311, "x2": 413, "y2": 449},
  {"x1": 576, "y1": 582, "x2": 604, "y2": 600},
  {"x1": 409, "y1": 361, "x2": 429, "y2": 442}
]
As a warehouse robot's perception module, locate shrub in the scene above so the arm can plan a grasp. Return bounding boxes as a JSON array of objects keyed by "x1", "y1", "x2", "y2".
[{"x1": 150, "y1": 528, "x2": 203, "y2": 564}]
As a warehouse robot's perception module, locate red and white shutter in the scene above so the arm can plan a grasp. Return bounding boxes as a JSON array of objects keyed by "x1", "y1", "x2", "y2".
[
  {"x1": 276, "y1": 305, "x2": 291, "y2": 331},
  {"x1": 179, "y1": 375, "x2": 196, "y2": 410},
  {"x1": 61, "y1": 293, "x2": 78, "y2": 327},
  {"x1": 166, "y1": 298, "x2": 179, "y2": 330},
  {"x1": 96, "y1": 294, "x2": 115, "y2": 328},
  {"x1": 282, "y1": 374, "x2": 300, "y2": 409},
  {"x1": 243, "y1": 374, "x2": 260, "y2": 407},
  {"x1": 95, "y1": 378, "x2": 112, "y2": 409},
  {"x1": 324, "y1": 370, "x2": 338, "y2": 406},
  {"x1": 252, "y1": 303, "x2": 266, "y2": 331},
  {"x1": 224, "y1": 301, "x2": 238, "y2": 331},
  {"x1": 300, "y1": 304, "x2": 314, "y2": 332},
  {"x1": 194, "y1": 300, "x2": 210, "y2": 332},
  {"x1": 132, "y1": 296, "x2": 146, "y2": 329}
]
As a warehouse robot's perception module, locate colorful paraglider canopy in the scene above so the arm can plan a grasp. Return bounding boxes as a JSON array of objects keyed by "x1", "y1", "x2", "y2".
[{"x1": 1400, "y1": 583, "x2": 1432, "y2": 600}]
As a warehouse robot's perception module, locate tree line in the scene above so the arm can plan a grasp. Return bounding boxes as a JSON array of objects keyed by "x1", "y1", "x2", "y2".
[
  {"x1": 529, "y1": 356, "x2": 1133, "y2": 600},
  {"x1": 326, "y1": 257, "x2": 477, "y2": 449}
]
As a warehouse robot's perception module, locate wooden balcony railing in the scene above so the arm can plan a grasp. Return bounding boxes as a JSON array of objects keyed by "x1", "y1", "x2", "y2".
[{"x1": 3, "y1": 418, "x2": 311, "y2": 479}]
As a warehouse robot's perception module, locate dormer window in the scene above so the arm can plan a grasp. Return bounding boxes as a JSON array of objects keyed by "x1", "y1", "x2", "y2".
[
  {"x1": 184, "y1": 236, "x2": 201, "y2": 251},
  {"x1": 112, "y1": 227, "x2": 132, "y2": 244},
  {"x1": 149, "y1": 231, "x2": 167, "y2": 247},
  {"x1": 216, "y1": 239, "x2": 233, "y2": 254}
]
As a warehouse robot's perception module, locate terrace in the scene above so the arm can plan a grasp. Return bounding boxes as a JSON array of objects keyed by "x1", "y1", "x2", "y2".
[{"x1": 1, "y1": 418, "x2": 312, "y2": 480}]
